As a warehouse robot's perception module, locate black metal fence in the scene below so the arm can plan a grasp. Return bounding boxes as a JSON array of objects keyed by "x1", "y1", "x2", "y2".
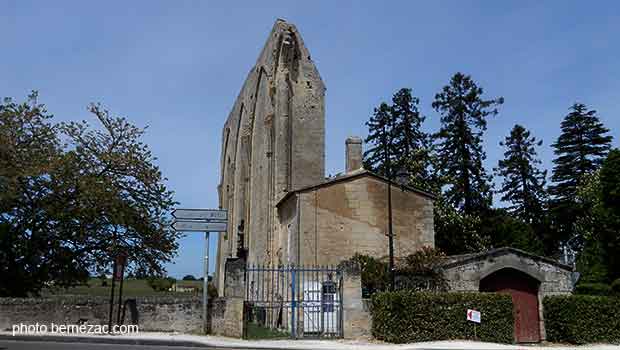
[{"x1": 244, "y1": 264, "x2": 343, "y2": 339}]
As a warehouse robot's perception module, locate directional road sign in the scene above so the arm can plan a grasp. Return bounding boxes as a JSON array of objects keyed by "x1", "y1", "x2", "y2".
[
  {"x1": 172, "y1": 209, "x2": 227, "y2": 221},
  {"x1": 172, "y1": 220, "x2": 227, "y2": 232}
]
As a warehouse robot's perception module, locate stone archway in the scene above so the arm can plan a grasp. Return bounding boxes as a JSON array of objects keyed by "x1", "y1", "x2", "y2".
[{"x1": 480, "y1": 268, "x2": 541, "y2": 343}]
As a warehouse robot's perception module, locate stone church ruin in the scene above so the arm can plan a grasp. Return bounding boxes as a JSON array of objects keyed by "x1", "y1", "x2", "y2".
[{"x1": 214, "y1": 19, "x2": 574, "y2": 342}]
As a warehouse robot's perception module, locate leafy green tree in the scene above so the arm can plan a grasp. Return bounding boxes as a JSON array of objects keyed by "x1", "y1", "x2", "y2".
[
  {"x1": 182, "y1": 274, "x2": 196, "y2": 281},
  {"x1": 433, "y1": 197, "x2": 489, "y2": 255},
  {"x1": 575, "y1": 150, "x2": 620, "y2": 282},
  {"x1": 147, "y1": 276, "x2": 176, "y2": 292},
  {"x1": 432, "y1": 72, "x2": 503, "y2": 215},
  {"x1": 390, "y1": 88, "x2": 434, "y2": 191},
  {"x1": 550, "y1": 103, "x2": 612, "y2": 250},
  {"x1": 0, "y1": 93, "x2": 180, "y2": 297},
  {"x1": 363, "y1": 102, "x2": 397, "y2": 178},
  {"x1": 596, "y1": 150, "x2": 620, "y2": 280},
  {"x1": 495, "y1": 124, "x2": 547, "y2": 224},
  {"x1": 347, "y1": 253, "x2": 389, "y2": 298},
  {"x1": 600, "y1": 149, "x2": 620, "y2": 212},
  {"x1": 0, "y1": 93, "x2": 82, "y2": 297},
  {"x1": 480, "y1": 208, "x2": 544, "y2": 255}
]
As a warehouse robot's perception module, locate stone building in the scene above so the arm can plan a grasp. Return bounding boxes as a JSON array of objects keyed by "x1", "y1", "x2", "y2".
[
  {"x1": 215, "y1": 19, "x2": 574, "y2": 342},
  {"x1": 276, "y1": 141, "x2": 435, "y2": 267},
  {"x1": 215, "y1": 20, "x2": 435, "y2": 293}
]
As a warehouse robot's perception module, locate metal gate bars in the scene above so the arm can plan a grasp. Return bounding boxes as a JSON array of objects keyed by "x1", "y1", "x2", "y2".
[{"x1": 244, "y1": 264, "x2": 343, "y2": 339}]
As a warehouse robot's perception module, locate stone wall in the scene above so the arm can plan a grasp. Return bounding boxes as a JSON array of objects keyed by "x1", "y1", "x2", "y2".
[
  {"x1": 209, "y1": 297, "x2": 244, "y2": 338},
  {"x1": 0, "y1": 296, "x2": 202, "y2": 333},
  {"x1": 339, "y1": 261, "x2": 371, "y2": 339},
  {"x1": 209, "y1": 257, "x2": 246, "y2": 337},
  {"x1": 441, "y1": 249, "x2": 573, "y2": 294}
]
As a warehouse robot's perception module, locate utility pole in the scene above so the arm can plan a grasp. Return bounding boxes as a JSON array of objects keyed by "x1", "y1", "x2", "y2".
[
  {"x1": 387, "y1": 175, "x2": 395, "y2": 291},
  {"x1": 383, "y1": 124, "x2": 395, "y2": 291}
]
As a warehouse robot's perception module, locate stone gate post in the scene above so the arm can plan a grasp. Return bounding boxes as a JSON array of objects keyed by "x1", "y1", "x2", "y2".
[{"x1": 339, "y1": 260, "x2": 371, "y2": 339}]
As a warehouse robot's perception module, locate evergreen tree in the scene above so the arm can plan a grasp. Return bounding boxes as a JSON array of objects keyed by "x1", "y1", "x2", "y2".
[
  {"x1": 391, "y1": 88, "x2": 434, "y2": 190},
  {"x1": 550, "y1": 103, "x2": 612, "y2": 248},
  {"x1": 432, "y1": 72, "x2": 503, "y2": 215},
  {"x1": 363, "y1": 102, "x2": 397, "y2": 177},
  {"x1": 495, "y1": 124, "x2": 547, "y2": 224}
]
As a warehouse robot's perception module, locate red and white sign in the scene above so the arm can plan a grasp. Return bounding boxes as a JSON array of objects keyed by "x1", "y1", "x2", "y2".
[
  {"x1": 467, "y1": 309, "x2": 481, "y2": 323},
  {"x1": 114, "y1": 254, "x2": 127, "y2": 281}
]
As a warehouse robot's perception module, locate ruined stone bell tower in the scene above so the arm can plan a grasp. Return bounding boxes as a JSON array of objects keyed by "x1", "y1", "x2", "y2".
[{"x1": 216, "y1": 20, "x2": 325, "y2": 291}]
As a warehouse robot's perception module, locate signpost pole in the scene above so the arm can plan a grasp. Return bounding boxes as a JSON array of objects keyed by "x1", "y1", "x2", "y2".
[
  {"x1": 115, "y1": 254, "x2": 127, "y2": 325},
  {"x1": 107, "y1": 257, "x2": 117, "y2": 333},
  {"x1": 170, "y1": 208, "x2": 226, "y2": 335},
  {"x1": 203, "y1": 232, "x2": 210, "y2": 333}
]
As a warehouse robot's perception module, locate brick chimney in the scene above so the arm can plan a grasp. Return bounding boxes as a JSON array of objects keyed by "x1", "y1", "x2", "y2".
[{"x1": 345, "y1": 136, "x2": 363, "y2": 173}]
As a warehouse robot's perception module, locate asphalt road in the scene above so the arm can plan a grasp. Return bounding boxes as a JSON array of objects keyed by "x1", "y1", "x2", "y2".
[{"x1": 0, "y1": 339, "x2": 237, "y2": 350}]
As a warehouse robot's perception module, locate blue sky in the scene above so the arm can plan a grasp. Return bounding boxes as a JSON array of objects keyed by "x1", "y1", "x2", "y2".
[{"x1": 2, "y1": 1, "x2": 619, "y2": 278}]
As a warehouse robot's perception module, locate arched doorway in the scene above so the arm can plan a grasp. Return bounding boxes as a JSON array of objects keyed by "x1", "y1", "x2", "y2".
[{"x1": 480, "y1": 268, "x2": 541, "y2": 343}]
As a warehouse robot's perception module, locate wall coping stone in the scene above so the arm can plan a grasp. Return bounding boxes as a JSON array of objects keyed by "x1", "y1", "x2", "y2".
[
  {"x1": 441, "y1": 247, "x2": 573, "y2": 272},
  {"x1": 0, "y1": 295, "x2": 201, "y2": 305}
]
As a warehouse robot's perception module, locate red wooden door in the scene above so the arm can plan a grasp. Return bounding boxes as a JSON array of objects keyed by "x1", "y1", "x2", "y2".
[{"x1": 480, "y1": 268, "x2": 540, "y2": 343}]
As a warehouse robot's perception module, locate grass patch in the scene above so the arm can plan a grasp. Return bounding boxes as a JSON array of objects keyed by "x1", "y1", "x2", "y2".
[
  {"x1": 42, "y1": 278, "x2": 202, "y2": 297},
  {"x1": 245, "y1": 322, "x2": 290, "y2": 339}
]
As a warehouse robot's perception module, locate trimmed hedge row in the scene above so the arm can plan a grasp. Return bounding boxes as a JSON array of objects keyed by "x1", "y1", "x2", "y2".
[
  {"x1": 544, "y1": 295, "x2": 620, "y2": 344},
  {"x1": 574, "y1": 283, "x2": 612, "y2": 296},
  {"x1": 371, "y1": 291, "x2": 513, "y2": 344}
]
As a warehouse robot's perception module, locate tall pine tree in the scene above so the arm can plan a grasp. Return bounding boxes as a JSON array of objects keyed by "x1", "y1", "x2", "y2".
[
  {"x1": 363, "y1": 102, "x2": 397, "y2": 178},
  {"x1": 391, "y1": 88, "x2": 434, "y2": 190},
  {"x1": 495, "y1": 124, "x2": 547, "y2": 224},
  {"x1": 550, "y1": 103, "x2": 613, "y2": 248},
  {"x1": 432, "y1": 72, "x2": 503, "y2": 215}
]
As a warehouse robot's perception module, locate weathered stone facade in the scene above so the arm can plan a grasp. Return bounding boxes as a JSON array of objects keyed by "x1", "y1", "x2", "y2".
[
  {"x1": 276, "y1": 170, "x2": 435, "y2": 266},
  {"x1": 215, "y1": 19, "x2": 436, "y2": 294},
  {"x1": 441, "y1": 248, "x2": 574, "y2": 294},
  {"x1": 213, "y1": 20, "x2": 579, "y2": 343},
  {"x1": 216, "y1": 19, "x2": 326, "y2": 294}
]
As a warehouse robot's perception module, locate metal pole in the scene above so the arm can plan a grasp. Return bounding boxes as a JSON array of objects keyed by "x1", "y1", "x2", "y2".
[
  {"x1": 387, "y1": 179, "x2": 395, "y2": 291},
  {"x1": 116, "y1": 264, "x2": 125, "y2": 325},
  {"x1": 382, "y1": 123, "x2": 395, "y2": 291},
  {"x1": 107, "y1": 258, "x2": 117, "y2": 333},
  {"x1": 203, "y1": 232, "x2": 210, "y2": 334}
]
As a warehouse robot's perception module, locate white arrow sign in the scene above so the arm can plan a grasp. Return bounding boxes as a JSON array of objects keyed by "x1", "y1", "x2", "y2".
[
  {"x1": 467, "y1": 309, "x2": 481, "y2": 323},
  {"x1": 172, "y1": 220, "x2": 227, "y2": 232},
  {"x1": 173, "y1": 209, "x2": 227, "y2": 221}
]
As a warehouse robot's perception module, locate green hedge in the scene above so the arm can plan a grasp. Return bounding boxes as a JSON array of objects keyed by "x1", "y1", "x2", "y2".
[
  {"x1": 611, "y1": 278, "x2": 620, "y2": 295},
  {"x1": 371, "y1": 291, "x2": 513, "y2": 344},
  {"x1": 574, "y1": 282, "x2": 612, "y2": 296},
  {"x1": 544, "y1": 295, "x2": 620, "y2": 344}
]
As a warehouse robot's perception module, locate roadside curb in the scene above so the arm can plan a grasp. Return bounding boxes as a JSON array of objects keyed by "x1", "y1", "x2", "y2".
[
  {"x1": 2, "y1": 334, "x2": 616, "y2": 350},
  {"x1": 0, "y1": 334, "x2": 242, "y2": 349}
]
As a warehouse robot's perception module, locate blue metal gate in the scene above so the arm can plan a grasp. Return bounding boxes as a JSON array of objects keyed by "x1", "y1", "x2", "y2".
[{"x1": 244, "y1": 264, "x2": 343, "y2": 339}]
